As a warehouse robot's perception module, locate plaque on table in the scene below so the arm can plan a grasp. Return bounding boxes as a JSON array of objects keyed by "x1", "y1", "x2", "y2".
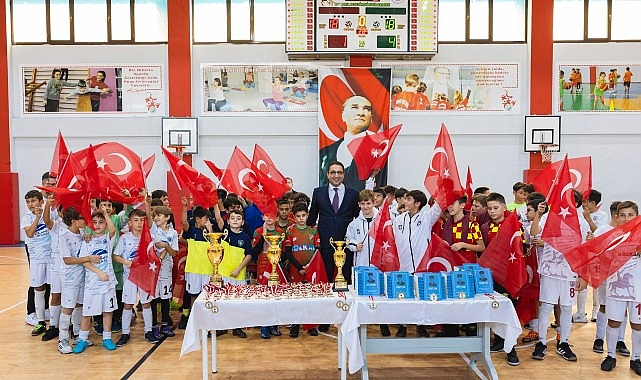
[
  {"x1": 352, "y1": 266, "x2": 370, "y2": 291},
  {"x1": 448, "y1": 270, "x2": 475, "y2": 299},
  {"x1": 462, "y1": 263, "x2": 481, "y2": 272},
  {"x1": 416, "y1": 272, "x2": 445, "y2": 301},
  {"x1": 474, "y1": 267, "x2": 494, "y2": 294},
  {"x1": 358, "y1": 267, "x2": 385, "y2": 296},
  {"x1": 386, "y1": 271, "x2": 414, "y2": 299}
]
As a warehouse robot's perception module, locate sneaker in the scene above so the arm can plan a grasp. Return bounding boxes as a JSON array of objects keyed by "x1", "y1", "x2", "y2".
[
  {"x1": 395, "y1": 325, "x2": 407, "y2": 338},
  {"x1": 102, "y1": 339, "x2": 117, "y2": 351},
  {"x1": 160, "y1": 325, "x2": 175, "y2": 337},
  {"x1": 260, "y1": 327, "x2": 270, "y2": 339},
  {"x1": 25, "y1": 312, "x2": 38, "y2": 326},
  {"x1": 145, "y1": 331, "x2": 160, "y2": 343},
  {"x1": 617, "y1": 341, "x2": 631, "y2": 357},
  {"x1": 380, "y1": 324, "x2": 391, "y2": 337},
  {"x1": 111, "y1": 320, "x2": 122, "y2": 333},
  {"x1": 73, "y1": 340, "x2": 88, "y2": 354},
  {"x1": 178, "y1": 314, "x2": 189, "y2": 329},
  {"x1": 71, "y1": 336, "x2": 93, "y2": 346},
  {"x1": 572, "y1": 312, "x2": 588, "y2": 323},
  {"x1": 318, "y1": 324, "x2": 329, "y2": 333},
  {"x1": 600, "y1": 356, "x2": 616, "y2": 371},
  {"x1": 31, "y1": 322, "x2": 46, "y2": 336},
  {"x1": 58, "y1": 339, "x2": 73, "y2": 354},
  {"x1": 522, "y1": 330, "x2": 539, "y2": 343},
  {"x1": 42, "y1": 326, "x2": 59, "y2": 341},
  {"x1": 268, "y1": 326, "x2": 281, "y2": 336},
  {"x1": 116, "y1": 333, "x2": 130, "y2": 347},
  {"x1": 289, "y1": 325, "x2": 299, "y2": 338},
  {"x1": 631, "y1": 359, "x2": 641, "y2": 376},
  {"x1": 556, "y1": 342, "x2": 577, "y2": 361},
  {"x1": 94, "y1": 321, "x2": 104, "y2": 335},
  {"x1": 490, "y1": 340, "x2": 505, "y2": 353},
  {"x1": 151, "y1": 326, "x2": 162, "y2": 340},
  {"x1": 232, "y1": 328, "x2": 247, "y2": 338},
  {"x1": 307, "y1": 328, "x2": 318, "y2": 336},
  {"x1": 417, "y1": 325, "x2": 430, "y2": 338},
  {"x1": 507, "y1": 348, "x2": 520, "y2": 366},
  {"x1": 532, "y1": 342, "x2": 547, "y2": 360},
  {"x1": 593, "y1": 338, "x2": 604, "y2": 354},
  {"x1": 215, "y1": 330, "x2": 228, "y2": 337}
]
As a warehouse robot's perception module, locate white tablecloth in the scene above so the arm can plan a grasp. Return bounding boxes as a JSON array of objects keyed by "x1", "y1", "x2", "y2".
[{"x1": 340, "y1": 293, "x2": 522, "y2": 374}]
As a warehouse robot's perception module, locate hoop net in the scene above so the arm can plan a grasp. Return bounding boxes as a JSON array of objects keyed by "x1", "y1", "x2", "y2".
[
  {"x1": 168, "y1": 145, "x2": 186, "y2": 160},
  {"x1": 539, "y1": 144, "x2": 559, "y2": 163}
]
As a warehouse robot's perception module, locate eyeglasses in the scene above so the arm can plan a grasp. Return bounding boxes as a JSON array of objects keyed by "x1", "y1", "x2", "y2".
[{"x1": 329, "y1": 170, "x2": 344, "y2": 175}]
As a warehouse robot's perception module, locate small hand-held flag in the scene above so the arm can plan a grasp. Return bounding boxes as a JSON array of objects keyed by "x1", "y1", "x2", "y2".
[
  {"x1": 347, "y1": 124, "x2": 403, "y2": 180},
  {"x1": 464, "y1": 166, "x2": 473, "y2": 211},
  {"x1": 416, "y1": 233, "x2": 471, "y2": 273},
  {"x1": 129, "y1": 219, "x2": 161, "y2": 296},
  {"x1": 161, "y1": 146, "x2": 218, "y2": 208},
  {"x1": 424, "y1": 123, "x2": 465, "y2": 210},
  {"x1": 368, "y1": 204, "x2": 400, "y2": 272}
]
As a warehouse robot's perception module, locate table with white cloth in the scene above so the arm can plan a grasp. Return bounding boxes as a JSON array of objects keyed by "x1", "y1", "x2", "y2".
[
  {"x1": 180, "y1": 283, "x2": 353, "y2": 380},
  {"x1": 340, "y1": 292, "x2": 522, "y2": 380}
]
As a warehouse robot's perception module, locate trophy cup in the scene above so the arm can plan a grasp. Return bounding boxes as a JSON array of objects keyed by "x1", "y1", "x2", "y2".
[
  {"x1": 330, "y1": 237, "x2": 349, "y2": 292},
  {"x1": 205, "y1": 231, "x2": 227, "y2": 287},
  {"x1": 265, "y1": 233, "x2": 286, "y2": 287}
]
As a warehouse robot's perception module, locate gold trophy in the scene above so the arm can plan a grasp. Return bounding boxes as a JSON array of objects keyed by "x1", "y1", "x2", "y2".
[
  {"x1": 265, "y1": 233, "x2": 286, "y2": 286},
  {"x1": 205, "y1": 231, "x2": 227, "y2": 287},
  {"x1": 330, "y1": 237, "x2": 349, "y2": 292}
]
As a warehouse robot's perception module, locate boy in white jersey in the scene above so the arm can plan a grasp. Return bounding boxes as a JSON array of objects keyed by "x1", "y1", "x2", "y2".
[
  {"x1": 57, "y1": 207, "x2": 100, "y2": 354},
  {"x1": 41, "y1": 195, "x2": 64, "y2": 341},
  {"x1": 113, "y1": 208, "x2": 159, "y2": 346},
  {"x1": 600, "y1": 201, "x2": 641, "y2": 374},
  {"x1": 73, "y1": 209, "x2": 118, "y2": 353},
  {"x1": 21, "y1": 190, "x2": 54, "y2": 336}
]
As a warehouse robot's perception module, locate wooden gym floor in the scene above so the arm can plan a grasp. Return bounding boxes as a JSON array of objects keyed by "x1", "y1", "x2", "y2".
[{"x1": 0, "y1": 246, "x2": 634, "y2": 379}]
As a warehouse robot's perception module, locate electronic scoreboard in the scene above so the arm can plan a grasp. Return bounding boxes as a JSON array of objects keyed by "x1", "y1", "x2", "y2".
[{"x1": 286, "y1": 0, "x2": 437, "y2": 55}]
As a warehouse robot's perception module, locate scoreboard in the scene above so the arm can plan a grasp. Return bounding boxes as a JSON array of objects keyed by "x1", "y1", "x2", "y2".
[{"x1": 286, "y1": 0, "x2": 437, "y2": 55}]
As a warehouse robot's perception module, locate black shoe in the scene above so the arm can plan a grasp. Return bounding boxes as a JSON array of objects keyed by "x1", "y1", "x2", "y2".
[
  {"x1": 490, "y1": 337, "x2": 505, "y2": 353},
  {"x1": 532, "y1": 342, "x2": 547, "y2": 360},
  {"x1": 617, "y1": 341, "x2": 631, "y2": 357},
  {"x1": 260, "y1": 327, "x2": 270, "y2": 339},
  {"x1": 593, "y1": 338, "x2": 604, "y2": 353},
  {"x1": 215, "y1": 330, "x2": 228, "y2": 337},
  {"x1": 380, "y1": 324, "x2": 391, "y2": 337},
  {"x1": 145, "y1": 331, "x2": 160, "y2": 343},
  {"x1": 178, "y1": 314, "x2": 189, "y2": 329},
  {"x1": 601, "y1": 356, "x2": 616, "y2": 372},
  {"x1": 289, "y1": 325, "x2": 299, "y2": 338},
  {"x1": 556, "y1": 342, "x2": 577, "y2": 361},
  {"x1": 395, "y1": 325, "x2": 407, "y2": 338},
  {"x1": 307, "y1": 328, "x2": 318, "y2": 336},
  {"x1": 42, "y1": 326, "x2": 59, "y2": 341},
  {"x1": 417, "y1": 325, "x2": 430, "y2": 338},
  {"x1": 507, "y1": 348, "x2": 520, "y2": 366},
  {"x1": 116, "y1": 333, "x2": 130, "y2": 347},
  {"x1": 232, "y1": 328, "x2": 247, "y2": 338},
  {"x1": 466, "y1": 324, "x2": 477, "y2": 337},
  {"x1": 631, "y1": 359, "x2": 641, "y2": 376},
  {"x1": 268, "y1": 326, "x2": 281, "y2": 336},
  {"x1": 318, "y1": 324, "x2": 329, "y2": 333}
]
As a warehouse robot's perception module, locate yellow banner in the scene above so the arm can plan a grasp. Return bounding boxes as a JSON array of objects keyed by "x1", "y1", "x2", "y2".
[
  {"x1": 185, "y1": 240, "x2": 213, "y2": 275},
  {"x1": 218, "y1": 241, "x2": 247, "y2": 281}
]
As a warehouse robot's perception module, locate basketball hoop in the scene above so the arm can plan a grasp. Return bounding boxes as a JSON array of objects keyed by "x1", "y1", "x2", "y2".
[
  {"x1": 168, "y1": 145, "x2": 186, "y2": 160},
  {"x1": 539, "y1": 144, "x2": 559, "y2": 163}
]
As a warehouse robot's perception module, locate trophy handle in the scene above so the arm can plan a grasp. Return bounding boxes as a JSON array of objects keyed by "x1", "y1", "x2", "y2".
[{"x1": 329, "y1": 237, "x2": 335, "y2": 250}]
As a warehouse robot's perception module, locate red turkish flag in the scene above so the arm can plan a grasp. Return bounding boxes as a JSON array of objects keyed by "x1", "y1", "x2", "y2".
[
  {"x1": 531, "y1": 156, "x2": 592, "y2": 200},
  {"x1": 423, "y1": 123, "x2": 465, "y2": 210},
  {"x1": 478, "y1": 212, "x2": 527, "y2": 297},
  {"x1": 37, "y1": 186, "x2": 95, "y2": 230},
  {"x1": 464, "y1": 166, "x2": 473, "y2": 211},
  {"x1": 416, "y1": 233, "x2": 471, "y2": 273},
  {"x1": 368, "y1": 204, "x2": 400, "y2": 272},
  {"x1": 256, "y1": 261, "x2": 289, "y2": 285},
  {"x1": 564, "y1": 216, "x2": 641, "y2": 288},
  {"x1": 171, "y1": 241, "x2": 188, "y2": 305},
  {"x1": 142, "y1": 154, "x2": 155, "y2": 179},
  {"x1": 515, "y1": 246, "x2": 540, "y2": 322},
  {"x1": 541, "y1": 155, "x2": 582, "y2": 255},
  {"x1": 252, "y1": 144, "x2": 286, "y2": 185},
  {"x1": 203, "y1": 159, "x2": 224, "y2": 181},
  {"x1": 347, "y1": 124, "x2": 403, "y2": 180},
  {"x1": 129, "y1": 219, "x2": 161, "y2": 296},
  {"x1": 303, "y1": 250, "x2": 329, "y2": 283},
  {"x1": 161, "y1": 146, "x2": 218, "y2": 209},
  {"x1": 50, "y1": 131, "x2": 69, "y2": 178}
]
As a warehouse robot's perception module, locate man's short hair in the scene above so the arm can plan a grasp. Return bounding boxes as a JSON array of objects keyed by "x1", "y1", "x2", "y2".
[
  {"x1": 276, "y1": 198, "x2": 290, "y2": 207},
  {"x1": 394, "y1": 187, "x2": 408, "y2": 199},
  {"x1": 291, "y1": 192, "x2": 311, "y2": 207},
  {"x1": 383, "y1": 185, "x2": 396, "y2": 196},
  {"x1": 588, "y1": 189, "x2": 602, "y2": 205},
  {"x1": 42, "y1": 172, "x2": 55, "y2": 182},
  {"x1": 216, "y1": 189, "x2": 228, "y2": 200},
  {"x1": 617, "y1": 201, "x2": 638, "y2": 215},
  {"x1": 358, "y1": 189, "x2": 375, "y2": 202},
  {"x1": 151, "y1": 190, "x2": 168, "y2": 199},
  {"x1": 153, "y1": 206, "x2": 173, "y2": 217},
  {"x1": 128, "y1": 208, "x2": 146, "y2": 219},
  {"x1": 406, "y1": 190, "x2": 427, "y2": 210},
  {"x1": 62, "y1": 207, "x2": 82, "y2": 226},
  {"x1": 512, "y1": 182, "x2": 527, "y2": 192},
  {"x1": 223, "y1": 197, "x2": 242, "y2": 209},
  {"x1": 471, "y1": 194, "x2": 487, "y2": 207},
  {"x1": 473, "y1": 186, "x2": 490, "y2": 195},
  {"x1": 372, "y1": 187, "x2": 385, "y2": 197},
  {"x1": 192, "y1": 206, "x2": 211, "y2": 219},
  {"x1": 456, "y1": 195, "x2": 468, "y2": 204},
  {"x1": 486, "y1": 192, "x2": 506, "y2": 205},
  {"x1": 609, "y1": 201, "x2": 621, "y2": 217},
  {"x1": 326, "y1": 161, "x2": 345, "y2": 173},
  {"x1": 573, "y1": 189, "x2": 583, "y2": 208},
  {"x1": 25, "y1": 189, "x2": 43, "y2": 200}
]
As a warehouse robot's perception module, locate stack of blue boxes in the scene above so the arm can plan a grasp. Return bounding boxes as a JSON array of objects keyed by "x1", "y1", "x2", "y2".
[
  {"x1": 416, "y1": 272, "x2": 446, "y2": 300},
  {"x1": 353, "y1": 266, "x2": 385, "y2": 296},
  {"x1": 386, "y1": 271, "x2": 415, "y2": 299}
]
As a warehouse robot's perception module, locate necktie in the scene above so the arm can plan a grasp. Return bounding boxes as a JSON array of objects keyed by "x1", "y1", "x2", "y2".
[{"x1": 332, "y1": 188, "x2": 339, "y2": 213}]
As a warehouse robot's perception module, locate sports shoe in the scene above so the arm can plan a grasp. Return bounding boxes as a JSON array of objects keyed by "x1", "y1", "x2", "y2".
[
  {"x1": 58, "y1": 339, "x2": 73, "y2": 354},
  {"x1": 232, "y1": 328, "x2": 247, "y2": 338},
  {"x1": 631, "y1": 359, "x2": 641, "y2": 376},
  {"x1": 307, "y1": 328, "x2": 318, "y2": 336},
  {"x1": 380, "y1": 324, "x2": 391, "y2": 337},
  {"x1": 556, "y1": 342, "x2": 577, "y2": 361},
  {"x1": 160, "y1": 325, "x2": 175, "y2": 337},
  {"x1": 145, "y1": 331, "x2": 160, "y2": 343},
  {"x1": 490, "y1": 336, "x2": 505, "y2": 353},
  {"x1": 572, "y1": 312, "x2": 588, "y2": 323},
  {"x1": 178, "y1": 314, "x2": 189, "y2": 329},
  {"x1": 600, "y1": 356, "x2": 616, "y2": 371},
  {"x1": 93, "y1": 321, "x2": 104, "y2": 335},
  {"x1": 522, "y1": 330, "x2": 539, "y2": 343},
  {"x1": 102, "y1": 339, "x2": 117, "y2": 351},
  {"x1": 593, "y1": 338, "x2": 604, "y2": 353},
  {"x1": 260, "y1": 327, "x2": 270, "y2": 339},
  {"x1": 116, "y1": 333, "x2": 130, "y2": 347},
  {"x1": 507, "y1": 348, "x2": 520, "y2": 366},
  {"x1": 71, "y1": 336, "x2": 93, "y2": 346},
  {"x1": 617, "y1": 341, "x2": 631, "y2": 356},
  {"x1": 417, "y1": 325, "x2": 430, "y2": 338},
  {"x1": 151, "y1": 326, "x2": 162, "y2": 340},
  {"x1": 111, "y1": 320, "x2": 122, "y2": 333},
  {"x1": 215, "y1": 330, "x2": 228, "y2": 337},
  {"x1": 289, "y1": 325, "x2": 299, "y2": 338},
  {"x1": 42, "y1": 326, "x2": 59, "y2": 341},
  {"x1": 532, "y1": 342, "x2": 547, "y2": 360},
  {"x1": 31, "y1": 322, "x2": 46, "y2": 336},
  {"x1": 25, "y1": 312, "x2": 38, "y2": 326},
  {"x1": 73, "y1": 340, "x2": 88, "y2": 353},
  {"x1": 268, "y1": 326, "x2": 281, "y2": 336},
  {"x1": 318, "y1": 324, "x2": 329, "y2": 333},
  {"x1": 395, "y1": 325, "x2": 407, "y2": 338}
]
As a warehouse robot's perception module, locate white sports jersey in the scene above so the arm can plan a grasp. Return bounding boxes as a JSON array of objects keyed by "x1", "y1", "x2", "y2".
[
  {"x1": 531, "y1": 213, "x2": 577, "y2": 281},
  {"x1": 590, "y1": 209, "x2": 610, "y2": 229},
  {"x1": 393, "y1": 204, "x2": 442, "y2": 273},
  {"x1": 80, "y1": 234, "x2": 116, "y2": 295},
  {"x1": 21, "y1": 212, "x2": 52, "y2": 264},
  {"x1": 607, "y1": 256, "x2": 641, "y2": 302},
  {"x1": 151, "y1": 223, "x2": 178, "y2": 280},
  {"x1": 113, "y1": 232, "x2": 141, "y2": 282},
  {"x1": 59, "y1": 228, "x2": 85, "y2": 288},
  {"x1": 49, "y1": 219, "x2": 65, "y2": 275},
  {"x1": 593, "y1": 224, "x2": 614, "y2": 237},
  {"x1": 345, "y1": 209, "x2": 378, "y2": 267}
]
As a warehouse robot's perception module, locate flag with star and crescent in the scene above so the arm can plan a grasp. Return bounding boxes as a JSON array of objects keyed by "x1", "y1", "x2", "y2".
[
  {"x1": 161, "y1": 146, "x2": 218, "y2": 209},
  {"x1": 347, "y1": 124, "x2": 403, "y2": 181},
  {"x1": 416, "y1": 233, "x2": 471, "y2": 273},
  {"x1": 129, "y1": 219, "x2": 161, "y2": 296},
  {"x1": 368, "y1": 203, "x2": 400, "y2": 272},
  {"x1": 423, "y1": 123, "x2": 466, "y2": 210},
  {"x1": 49, "y1": 131, "x2": 69, "y2": 179}
]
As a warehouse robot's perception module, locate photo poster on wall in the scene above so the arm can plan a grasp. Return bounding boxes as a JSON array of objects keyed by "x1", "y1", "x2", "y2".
[
  {"x1": 557, "y1": 64, "x2": 640, "y2": 112},
  {"x1": 318, "y1": 67, "x2": 391, "y2": 189},
  {"x1": 200, "y1": 64, "x2": 320, "y2": 113},
  {"x1": 21, "y1": 65, "x2": 165, "y2": 115},
  {"x1": 379, "y1": 63, "x2": 520, "y2": 112}
]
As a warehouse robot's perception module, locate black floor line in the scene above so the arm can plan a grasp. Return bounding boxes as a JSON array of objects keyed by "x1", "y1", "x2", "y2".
[{"x1": 121, "y1": 334, "x2": 168, "y2": 380}]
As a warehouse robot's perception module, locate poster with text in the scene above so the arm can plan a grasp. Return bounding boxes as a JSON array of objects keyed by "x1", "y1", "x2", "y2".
[
  {"x1": 201, "y1": 64, "x2": 319, "y2": 113},
  {"x1": 380, "y1": 63, "x2": 520, "y2": 112},
  {"x1": 557, "y1": 64, "x2": 640, "y2": 112},
  {"x1": 22, "y1": 65, "x2": 165, "y2": 115},
  {"x1": 318, "y1": 67, "x2": 391, "y2": 189}
]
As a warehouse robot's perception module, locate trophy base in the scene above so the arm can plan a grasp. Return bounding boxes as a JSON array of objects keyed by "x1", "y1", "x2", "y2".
[
  {"x1": 332, "y1": 282, "x2": 349, "y2": 292},
  {"x1": 267, "y1": 280, "x2": 280, "y2": 287},
  {"x1": 210, "y1": 277, "x2": 223, "y2": 288}
]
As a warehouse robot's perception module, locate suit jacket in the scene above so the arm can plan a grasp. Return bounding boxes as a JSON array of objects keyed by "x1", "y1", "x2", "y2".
[
  {"x1": 307, "y1": 184, "x2": 360, "y2": 248},
  {"x1": 319, "y1": 139, "x2": 388, "y2": 190}
]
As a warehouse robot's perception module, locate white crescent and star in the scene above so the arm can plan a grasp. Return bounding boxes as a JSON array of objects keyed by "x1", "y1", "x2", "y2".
[
  {"x1": 569, "y1": 169, "x2": 582, "y2": 188},
  {"x1": 426, "y1": 257, "x2": 452, "y2": 272},
  {"x1": 238, "y1": 168, "x2": 256, "y2": 192},
  {"x1": 525, "y1": 265, "x2": 534, "y2": 283},
  {"x1": 256, "y1": 160, "x2": 272, "y2": 178},
  {"x1": 428, "y1": 147, "x2": 449, "y2": 173},
  {"x1": 605, "y1": 231, "x2": 631, "y2": 252},
  {"x1": 372, "y1": 139, "x2": 390, "y2": 158},
  {"x1": 107, "y1": 153, "x2": 133, "y2": 176}
]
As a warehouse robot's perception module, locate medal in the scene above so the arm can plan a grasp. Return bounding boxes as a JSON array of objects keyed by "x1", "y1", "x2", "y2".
[
  {"x1": 342, "y1": 303, "x2": 350, "y2": 311},
  {"x1": 368, "y1": 296, "x2": 377, "y2": 310},
  {"x1": 429, "y1": 293, "x2": 438, "y2": 301},
  {"x1": 205, "y1": 300, "x2": 219, "y2": 314},
  {"x1": 485, "y1": 293, "x2": 500, "y2": 309},
  {"x1": 336, "y1": 291, "x2": 347, "y2": 310},
  {"x1": 398, "y1": 292, "x2": 405, "y2": 299},
  {"x1": 458, "y1": 291, "x2": 466, "y2": 299}
]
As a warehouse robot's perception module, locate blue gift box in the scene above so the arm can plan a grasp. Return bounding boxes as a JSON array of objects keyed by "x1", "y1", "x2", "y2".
[
  {"x1": 474, "y1": 267, "x2": 494, "y2": 294},
  {"x1": 386, "y1": 271, "x2": 414, "y2": 299},
  {"x1": 416, "y1": 272, "x2": 446, "y2": 300},
  {"x1": 447, "y1": 270, "x2": 475, "y2": 299},
  {"x1": 358, "y1": 267, "x2": 385, "y2": 296}
]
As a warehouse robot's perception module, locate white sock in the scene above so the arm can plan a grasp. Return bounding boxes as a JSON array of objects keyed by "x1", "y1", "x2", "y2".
[
  {"x1": 606, "y1": 325, "x2": 618, "y2": 358},
  {"x1": 142, "y1": 307, "x2": 153, "y2": 333},
  {"x1": 122, "y1": 309, "x2": 133, "y2": 334},
  {"x1": 596, "y1": 310, "x2": 607, "y2": 340},
  {"x1": 576, "y1": 289, "x2": 587, "y2": 315},
  {"x1": 58, "y1": 313, "x2": 71, "y2": 342},
  {"x1": 71, "y1": 307, "x2": 82, "y2": 335},
  {"x1": 537, "y1": 302, "x2": 554, "y2": 343},
  {"x1": 633, "y1": 329, "x2": 641, "y2": 360},
  {"x1": 529, "y1": 319, "x2": 539, "y2": 332},
  {"x1": 560, "y1": 305, "x2": 572, "y2": 343},
  {"x1": 34, "y1": 290, "x2": 46, "y2": 322},
  {"x1": 79, "y1": 330, "x2": 89, "y2": 341},
  {"x1": 50, "y1": 304, "x2": 61, "y2": 328},
  {"x1": 619, "y1": 314, "x2": 629, "y2": 341},
  {"x1": 103, "y1": 331, "x2": 112, "y2": 340}
]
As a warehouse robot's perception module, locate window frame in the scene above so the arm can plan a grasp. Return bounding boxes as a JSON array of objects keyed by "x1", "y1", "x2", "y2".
[{"x1": 553, "y1": 0, "x2": 641, "y2": 42}]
